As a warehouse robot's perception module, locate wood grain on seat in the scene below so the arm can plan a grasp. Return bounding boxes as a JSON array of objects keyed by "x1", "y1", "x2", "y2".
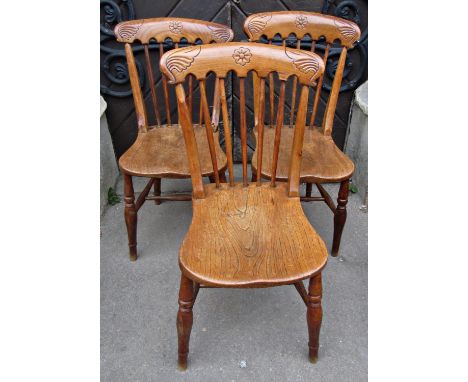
[
  {"x1": 118, "y1": 124, "x2": 227, "y2": 178},
  {"x1": 252, "y1": 125, "x2": 354, "y2": 183},
  {"x1": 179, "y1": 182, "x2": 328, "y2": 287}
]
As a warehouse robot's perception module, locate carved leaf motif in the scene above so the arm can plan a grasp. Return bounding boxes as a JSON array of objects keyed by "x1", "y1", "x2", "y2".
[
  {"x1": 334, "y1": 19, "x2": 358, "y2": 45},
  {"x1": 247, "y1": 14, "x2": 272, "y2": 35},
  {"x1": 115, "y1": 22, "x2": 143, "y2": 42},
  {"x1": 207, "y1": 25, "x2": 232, "y2": 42},
  {"x1": 285, "y1": 48, "x2": 319, "y2": 77},
  {"x1": 165, "y1": 46, "x2": 201, "y2": 81}
]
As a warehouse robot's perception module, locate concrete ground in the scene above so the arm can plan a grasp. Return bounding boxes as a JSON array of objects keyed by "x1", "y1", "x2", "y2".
[{"x1": 101, "y1": 169, "x2": 368, "y2": 381}]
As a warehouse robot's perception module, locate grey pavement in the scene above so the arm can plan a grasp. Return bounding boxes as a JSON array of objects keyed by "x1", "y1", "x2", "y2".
[{"x1": 101, "y1": 168, "x2": 368, "y2": 382}]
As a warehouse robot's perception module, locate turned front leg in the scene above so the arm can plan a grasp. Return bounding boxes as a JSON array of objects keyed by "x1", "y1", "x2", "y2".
[
  {"x1": 307, "y1": 273, "x2": 323, "y2": 363},
  {"x1": 124, "y1": 174, "x2": 137, "y2": 261},
  {"x1": 332, "y1": 179, "x2": 349, "y2": 256},
  {"x1": 177, "y1": 274, "x2": 194, "y2": 370}
]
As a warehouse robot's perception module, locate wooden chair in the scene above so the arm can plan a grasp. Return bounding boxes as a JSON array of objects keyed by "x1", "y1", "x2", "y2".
[
  {"x1": 160, "y1": 42, "x2": 327, "y2": 369},
  {"x1": 243, "y1": 12, "x2": 361, "y2": 256},
  {"x1": 114, "y1": 18, "x2": 234, "y2": 261}
]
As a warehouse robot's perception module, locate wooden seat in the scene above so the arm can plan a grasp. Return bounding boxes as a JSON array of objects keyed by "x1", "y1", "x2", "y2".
[
  {"x1": 114, "y1": 18, "x2": 234, "y2": 261},
  {"x1": 180, "y1": 183, "x2": 327, "y2": 287},
  {"x1": 244, "y1": 11, "x2": 361, "y2": 256},
  {"x1": 160, "y1": 42, "x2": 327, "y2": 368},
  {"x1": 252, "y1": 125, "x2": 354, "y2": 183},
  {"x1": 119, "y1": 124, "x2": 227, "y2": 178}
]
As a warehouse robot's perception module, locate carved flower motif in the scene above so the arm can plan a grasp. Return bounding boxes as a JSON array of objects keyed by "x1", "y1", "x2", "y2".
[
  {"x1": 232, "y1": 47, "x2": 252, "y2": 66},
  {"x1": 295, "y1": 15, "x2": 308, "y2": 29},
  {"x1": 169, "y1": 21, "x2": 183, "y2": 34}
]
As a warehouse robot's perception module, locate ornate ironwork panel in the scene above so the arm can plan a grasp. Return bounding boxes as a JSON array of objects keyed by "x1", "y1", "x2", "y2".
[{"x1": 100, "y1": 0, "x2": 367, "y2": 159}]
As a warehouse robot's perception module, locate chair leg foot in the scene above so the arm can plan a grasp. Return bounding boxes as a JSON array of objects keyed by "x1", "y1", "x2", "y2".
[
  {"x1": 124, "y1": 174, "x2": 137, "y2": 261},
  {"x1": 153, "y1": 177, "x2": 161, "y2": 205},
  {"x1": 307, "y1": 273, "x2": 322, "y2": 363},
  {"x1": 332, "y1": 180, "x2": 349, "y2": 257},
  {"x1": 305, "y1": 182, "x2": 313, "y2": 198},
  {"x1": 251, "y1": 168, "x2": 257, "y2": 182},
  {"x1": 177, "y1": 274, "x2": 194, "y2": 370},
  {"x1": 219, "y1": 171, "x2": 227, "y2": 183}
]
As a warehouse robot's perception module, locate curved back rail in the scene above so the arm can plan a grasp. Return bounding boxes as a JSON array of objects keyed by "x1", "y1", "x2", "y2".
[
  {"x1": 160, "y1": 42, "x2": 325, "y2": 198},
  {"x1": 243, "y1": 11, "x2": 360, "y2": 135},
  {"x1": 114, "y1": 18, "x2": 234, "y2": 131}
]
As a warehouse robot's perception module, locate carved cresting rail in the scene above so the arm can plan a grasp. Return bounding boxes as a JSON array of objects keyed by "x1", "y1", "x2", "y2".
[
  {"x1": 245, "y1": 10, "x2": 362, "y2": 94},
  {"x1": 100, "y1": 0, "x2": 367, "y2": 98}
]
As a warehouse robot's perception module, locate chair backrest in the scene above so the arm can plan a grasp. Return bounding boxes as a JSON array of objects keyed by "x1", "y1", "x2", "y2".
[
  {"x1": 160, "y1": 42, "x2": 325, "y2": 199},
  {"x1": 114, "y1": 18, "x2": 234, "y2": 132},
  {"x1": 243, "y1": 11, "x2": 360, "y2": 136}
]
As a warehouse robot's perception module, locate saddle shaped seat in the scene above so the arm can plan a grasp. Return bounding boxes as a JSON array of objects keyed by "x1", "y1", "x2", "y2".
[
  {"x1": 179, "y1": 182, "x2": 328, "y2": 288},
  {"x1": 119, "y1": 124, "x2": 227, "y2": 177},
  {"x1": 252, "y1": 125, "x2": 354, "y2": 183}
]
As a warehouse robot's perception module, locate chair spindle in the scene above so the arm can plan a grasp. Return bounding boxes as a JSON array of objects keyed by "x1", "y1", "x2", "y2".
[
  {"x1": 309, "y1": 43, "x2": 330, "y2": 128},
  {"x1": 239, "y1": 77, "x2": 248, "y2": 186},
  {"x1": 270, "y1": 80, "x2": 286, "y2": 187},
  {"x1": 188, "y1": 75, "x2": 193, "y2": 121},
  {"x1": 159, "y1": 42, "x2": 172, "y2": 126},
  {"x1": 211, "y1": 78, "x2": 220, "y2": 129},
  {"x1": 175, "y1": 84, "x2": 205, "y2": 198},
  {"x1": 219, "y1": 78, "x2": 235, "y2": 186},
  {"x1": 124, "y1": 43, "x2": 148, "y2": 132},
  {"x1": 143, "y1": 44, "x2": 162, "y2": 127},
  {"x1": 310, "y1": 40, "x2": 316, "y2": 53},
  {"x1": 199, "y1": 80, "x2": 220, "y2": 187},
  {"x1": 289, "y1": 40, "x2": 301, "y2": 126},
  {"x1": 256, "y1": 78, "x2": 266, "y2": 186},
  {"x1": 322, "y1": 47, "x2": 347, "y2": 136},
  {"x1": 268, "y1": 40, "x2": 275, "y2": 126},
  {"x1": 288, "y1": 85, "x2": 310, "y2": 197}
]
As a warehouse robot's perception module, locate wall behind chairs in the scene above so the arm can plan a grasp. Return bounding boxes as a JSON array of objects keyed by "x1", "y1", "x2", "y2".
[{"x1": 100, "y1": 0, "x2": 368, "y2": 161}]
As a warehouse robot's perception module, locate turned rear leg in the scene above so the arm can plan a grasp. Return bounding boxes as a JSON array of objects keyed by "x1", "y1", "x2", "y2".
[
  {"x1": 305, "y1": 182, "x2": 313, "y2": 197},
  {"x1": 153, "y1": 177, "x2": 161, "y2": 205},
  {"x1": 177, "y1": 274, "x2": 195, "y2": 370},
  {"x1": 332, "y1": 179, "x2": 349, "y2": 256},
  {"x1": 123, "y1": 174, "x2": 137, "y2": 261},
  {"x1": 307, "y1": 273, "x2": 323, "y2": 363},
  {"x1": 219, "y1": 171, "x2": 227, "y2": 183},
  {"x1": 251, "y1": 168, "x2": 257, "y2": 182}
]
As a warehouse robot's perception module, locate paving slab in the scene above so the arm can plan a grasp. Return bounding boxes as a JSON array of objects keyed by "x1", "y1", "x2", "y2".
[{"x1": 101, "y1": 169, "x2": 368, "y2": 382}]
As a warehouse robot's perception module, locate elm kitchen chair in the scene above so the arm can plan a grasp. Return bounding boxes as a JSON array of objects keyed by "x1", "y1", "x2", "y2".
[
  {"x1": 114, "y1": 18, "x2": 234, "y2": 261},
  {"x1": 160, "y1": 42, "x2": 327, "y2": 369},
  {"x1": 244, "y1": 11, "x2": 361, "y2": 256}
]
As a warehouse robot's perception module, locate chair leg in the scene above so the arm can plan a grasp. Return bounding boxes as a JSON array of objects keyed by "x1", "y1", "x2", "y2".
[
  {"x1": 177, "y1": 274, "x2": 194, "y2": 370},
  {"x1": 305, "y1": 182, "x2": 313, "y2": 198},
  {"x1": 251, "y1": 168, "x2": 257, "y2": 182},
  {"x1": 307, "y1": 273, "x2": 322, "y2": 363},
  {"x1": 124, "y1": 174, "x2": 137, "y2": 261},
  {"x1": 219, "y1": 171, "x2": 227, "y2": 183},
  {"x1": 153, "y1": 177, "x2": 161, "y2": 205},
  {"x1": 332, "y1": 179, "x2": 349, "y2": 257}
]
